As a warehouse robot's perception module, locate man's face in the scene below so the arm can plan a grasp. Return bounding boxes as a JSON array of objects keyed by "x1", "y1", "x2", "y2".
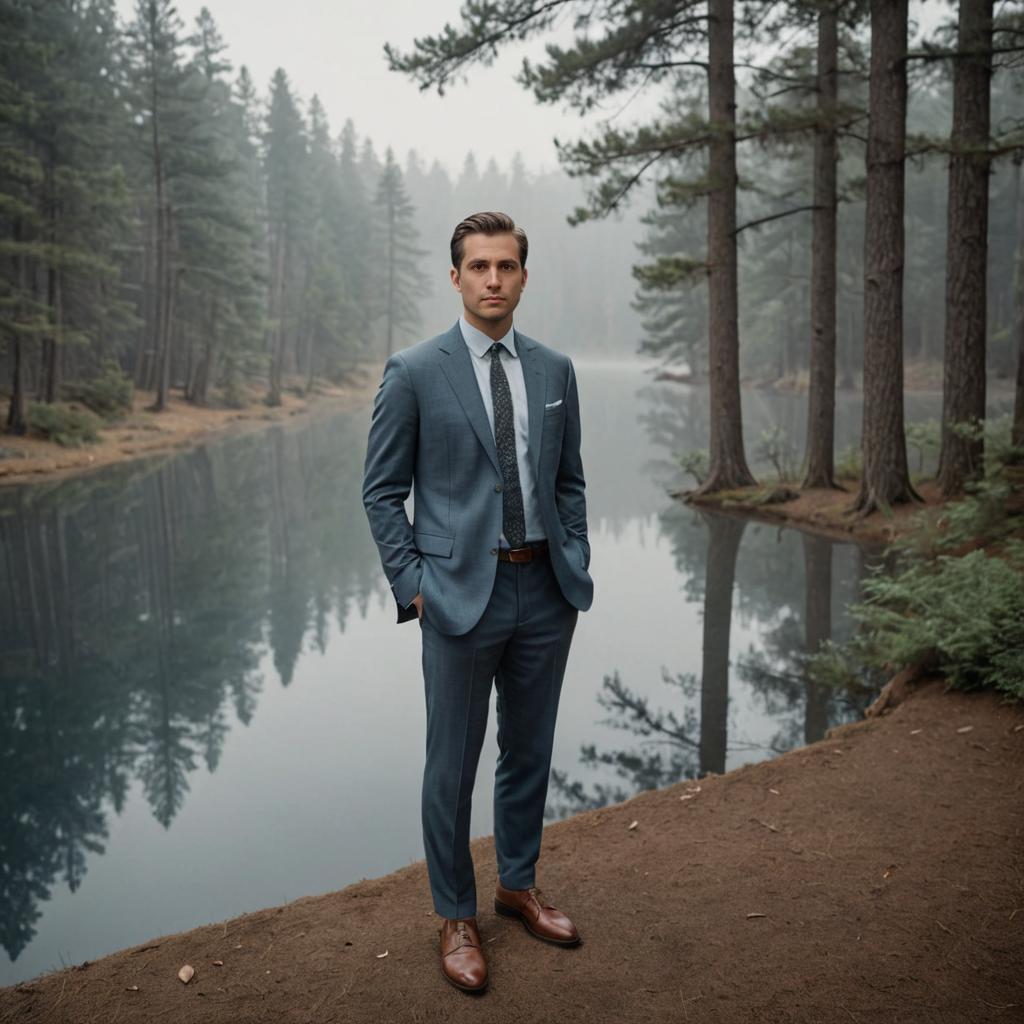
[{"x1": 450, "y1": 232, "x2": 527, "y2": 336}]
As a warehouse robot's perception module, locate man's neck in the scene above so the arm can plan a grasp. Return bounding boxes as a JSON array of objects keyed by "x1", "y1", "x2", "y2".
[{"x1": 462, "y1": 308, "x2": 513, "y2": 341}]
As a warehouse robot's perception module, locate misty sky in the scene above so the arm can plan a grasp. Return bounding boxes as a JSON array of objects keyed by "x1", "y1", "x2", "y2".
[{"x1": 114, "y1": 0, "x2": 952, "y2": 175}]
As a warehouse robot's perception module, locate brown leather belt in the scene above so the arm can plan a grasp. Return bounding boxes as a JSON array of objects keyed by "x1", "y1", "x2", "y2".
[{"x1": 498, "y1": 541, "x2": 549, "y2": 563}]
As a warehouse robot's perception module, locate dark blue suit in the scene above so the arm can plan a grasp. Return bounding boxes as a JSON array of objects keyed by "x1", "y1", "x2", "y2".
[{"x1": 362, "y1": 321, "x2": 592, "y2": 918}]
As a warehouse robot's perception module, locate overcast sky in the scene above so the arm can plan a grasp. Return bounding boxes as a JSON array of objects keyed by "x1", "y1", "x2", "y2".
[{"x1": 114, "y1": 0, "x2": 952, "y2": 175}]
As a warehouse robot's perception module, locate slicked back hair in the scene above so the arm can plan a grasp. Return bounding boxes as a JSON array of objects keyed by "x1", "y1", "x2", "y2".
[{"x1": 450, "y1": 212, "x2": 528, "y2": 271}]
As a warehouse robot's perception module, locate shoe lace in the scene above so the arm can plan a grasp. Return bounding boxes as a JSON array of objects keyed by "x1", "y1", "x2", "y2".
[{"x1": 528, "y1": 885, "x2": 549, "y2": 908}]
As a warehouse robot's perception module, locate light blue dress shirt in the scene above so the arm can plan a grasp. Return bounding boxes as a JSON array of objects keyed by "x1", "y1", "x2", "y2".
[{"x1": 458, "y1": 315, "x2": 545, "y2": 545}]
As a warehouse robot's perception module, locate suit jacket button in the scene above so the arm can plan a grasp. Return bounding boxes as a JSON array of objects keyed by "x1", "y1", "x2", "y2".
[
  {"x1": 494, "y1": 484, "x2": 502, "y2": 492},
  {"x1": 490, "y1": 547, "x2": 498, "y2": 556}
]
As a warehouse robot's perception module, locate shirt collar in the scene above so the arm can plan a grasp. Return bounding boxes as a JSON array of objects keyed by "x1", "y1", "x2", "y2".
[{"x1": 459, "y1": 315, "x2": 517, "y2": 359}]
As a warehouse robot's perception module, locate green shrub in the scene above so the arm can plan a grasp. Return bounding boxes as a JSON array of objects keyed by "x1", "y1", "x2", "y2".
[
  {"x1": 835, "y1": 444, "x2": 862, "y2": 479},
  {"x1": 753, "y1": 425, "x2": 798, "y2": 481},
  {"x1": 853, "y1": 543, "x2": 1024, "y2": 700},
  {"x1": 62, "y1": 359, "x2": 133, "y2": 421},
  {"x1": 678, "y1": 449, "x2": 709, "y2": 487},
  {"x1": 28, "y1": 402, "x2": 102, "y2": 447},
  {"x1": 906, "y1": 418, "x2": 940, "y2": 473}
]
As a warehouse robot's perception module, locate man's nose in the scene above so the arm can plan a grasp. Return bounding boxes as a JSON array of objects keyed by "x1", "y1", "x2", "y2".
[{"x1": 485, "y1": 266, "x2": 500, "y2": 287}]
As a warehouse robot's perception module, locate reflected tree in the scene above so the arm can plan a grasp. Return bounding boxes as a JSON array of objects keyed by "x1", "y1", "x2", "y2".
[{"x1": 0, "y1": 408, "x2": 381, "y2": 961}]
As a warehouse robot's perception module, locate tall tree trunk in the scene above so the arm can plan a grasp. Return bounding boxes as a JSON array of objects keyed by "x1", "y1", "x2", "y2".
[
  {"x1": 6, "y1": 219, "x2": 29, "y2": 435},
  {"x1": 937, "y1": 0, "x2": 994, "y2": 496},
  {"x1": 697, "y1": 0, "x2": 756, "y2": 494},
  {"x1": 267, "y1": 228, "x2": 287, "y2": 406},
  {"x1": 803, "y1": 2, "x2": 841, "y2": 490},
  {"x1": 1010, "y1": 155, "x2": 1024, "y2": 447},
  {"x1": 852, "y1": 0, "x2": 919, "y2": 515}
]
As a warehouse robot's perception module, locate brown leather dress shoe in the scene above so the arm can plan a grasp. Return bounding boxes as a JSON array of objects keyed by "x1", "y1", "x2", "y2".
[
  {"x1": 439, "y1": 917, "x2": 488, "y2": 992},
  {"x1": 494, "y1": 882, "x2": 581, "y2": 946}
]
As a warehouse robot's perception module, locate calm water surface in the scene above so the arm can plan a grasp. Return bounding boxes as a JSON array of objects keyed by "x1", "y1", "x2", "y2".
[{"x1": 3, "y1": 363, "x2": 999, "y2": 985}]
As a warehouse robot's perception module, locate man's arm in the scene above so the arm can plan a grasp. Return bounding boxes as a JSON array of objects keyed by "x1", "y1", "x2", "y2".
[
  {"x1": 362, "y1": 354, "x2": 423, "y2": 618},
  {"x1": 554, "y1": 358, "x2": 589, "y2": 568}
]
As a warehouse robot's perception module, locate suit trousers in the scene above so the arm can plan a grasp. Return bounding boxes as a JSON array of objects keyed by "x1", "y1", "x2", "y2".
[{"x1": 419, "y1": 550, "x2": 578, "y2": 920}]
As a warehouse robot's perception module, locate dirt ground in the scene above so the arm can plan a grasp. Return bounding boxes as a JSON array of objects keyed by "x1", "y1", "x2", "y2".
[
  {"x1": 0, "y1": 371, "x2": 378, "y2": 488},
  {"x1": 2, "y1": 678, "x2": 1021, "y2": 1024},
  {"x1": 683, "y1": 477, "x2": 962, "y2": 546}
]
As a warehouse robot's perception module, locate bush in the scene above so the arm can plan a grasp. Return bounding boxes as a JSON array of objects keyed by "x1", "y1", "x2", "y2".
[
  {"x1": 62, "y1": 359, "x2": 133, "y2": 421},
  {"x1": 853, "y1": 543, "x2": 1024, "y2": 700},
  {"x1": 835, "y1": 444, "x2": 862, "y2": 479},
  {"x1": 28, "y1": 402, "x2": 102, "y2": 447},
  {"x1": 678, "y1": 449, "x2": 709, "y2": 487},
  {"x1": 753, "y1": 425, "x2": 798, "y2": 481}
]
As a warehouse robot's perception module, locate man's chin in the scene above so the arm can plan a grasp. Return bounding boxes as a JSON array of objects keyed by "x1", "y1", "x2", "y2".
[{"x1": 474, "y1": 306, "x2": 511, "y2": 320}]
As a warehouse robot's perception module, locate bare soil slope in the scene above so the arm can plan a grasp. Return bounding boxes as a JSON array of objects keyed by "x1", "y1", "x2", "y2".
[{"x1": 3, "y1": 679, "x2": 1022, "y2": 1024}]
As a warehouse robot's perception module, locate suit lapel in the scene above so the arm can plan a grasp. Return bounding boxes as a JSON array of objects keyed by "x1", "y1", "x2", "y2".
[
  {"x1": 438, "y1": 323, "x2": 500, "y2": 474},
  {"x1": 516, "y1": 330, "x2": 546, "y2": 479}
]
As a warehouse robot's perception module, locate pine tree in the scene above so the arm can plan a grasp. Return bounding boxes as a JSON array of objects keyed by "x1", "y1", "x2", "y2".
[
  {"x1": 1, "y1": 0, "x2": 133, "y2": 433},
  {"x1": 936, "y1": 0, "x2": 995, "y2": 495},
  {"x1": 178, "y1": 10, "x2": 265, "y2": 407},
  {"x1": 124, "y1": 0, "x2": 205, "y2": 411},
  {"x1": 851, "y1": 0, "x2": 919, "y2": 516},
  {"x1": 263, "y1": 68, "x2": 311, "y2": 406},
  {"x1": 371, "y1": 148, "x2": 429, "y2": 357}
]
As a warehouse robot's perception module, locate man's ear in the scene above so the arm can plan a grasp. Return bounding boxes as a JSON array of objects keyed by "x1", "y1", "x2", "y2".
[
  {"x1": 521, "y1": 267, "x2": 528, "y2": 290},
  {"x1": 450, "y1": 267, "x2": 461, "y2": 292}
]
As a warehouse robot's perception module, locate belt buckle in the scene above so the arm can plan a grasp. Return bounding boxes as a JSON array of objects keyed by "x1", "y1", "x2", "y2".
[{"x1": 507, "y1": 546, "x2": 532, "y2": 563}]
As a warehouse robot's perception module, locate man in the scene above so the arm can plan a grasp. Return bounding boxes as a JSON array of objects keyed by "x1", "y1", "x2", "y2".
[{"x1": 362, "y1": 212, "x2": 593, "y2": 993}]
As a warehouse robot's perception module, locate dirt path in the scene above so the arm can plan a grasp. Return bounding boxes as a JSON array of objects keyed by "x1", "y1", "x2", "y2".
[{"x1": 2, "y1": 679, "x2": 1021, "y2": 1024}]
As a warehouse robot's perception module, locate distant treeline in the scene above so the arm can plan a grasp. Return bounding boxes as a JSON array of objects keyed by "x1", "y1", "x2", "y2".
[{"x1": 0, "y1": 0, "x2": 647, "y2": 437}]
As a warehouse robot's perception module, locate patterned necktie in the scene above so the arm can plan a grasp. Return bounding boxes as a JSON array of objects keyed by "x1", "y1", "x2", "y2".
[{"x1": 489, "y1": 342, "x2": 526, "y2": 548}]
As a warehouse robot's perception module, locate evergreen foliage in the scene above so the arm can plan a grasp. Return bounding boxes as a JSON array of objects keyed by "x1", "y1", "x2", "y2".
[
  {"x1": 27, "y1": 401, "x2": 101, "y2": 446},
  {"x1": 62, "y1": 358, "x2": 133, "y2": 421},
  {"x1": 809, "y1": 436, "x2": 1024, "y2": 702}
]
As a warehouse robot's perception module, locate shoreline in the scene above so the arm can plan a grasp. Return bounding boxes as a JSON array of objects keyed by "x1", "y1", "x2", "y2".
[
  {"x1": 0, "y1": 369, "x2": 379, "y2": 490},
  {"x1": 2, "y1": 677, "x2": 1021, "y2": 1022},
  {"x1": 678, "y1": 476, "x2": 950, "y2": 546}
]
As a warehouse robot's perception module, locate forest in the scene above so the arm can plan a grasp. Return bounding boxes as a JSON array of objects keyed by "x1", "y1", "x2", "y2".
[{"x1": 1, "y1": 0, "x2": 1022, "y2": 515}]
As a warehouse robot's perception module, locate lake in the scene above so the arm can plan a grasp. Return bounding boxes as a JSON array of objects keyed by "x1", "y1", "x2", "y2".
[{"x1": 1, "y1": 362, "x2": 1001, "y2": 985}]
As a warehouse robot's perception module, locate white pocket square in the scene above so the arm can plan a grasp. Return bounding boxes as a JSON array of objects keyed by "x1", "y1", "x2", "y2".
[{"x1": 544, "y1": 399, "x2": 563, "y2": 409}]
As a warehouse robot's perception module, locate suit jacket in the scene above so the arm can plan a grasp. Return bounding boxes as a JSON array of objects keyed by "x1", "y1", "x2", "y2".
[{"x1": 362, "y1": 321, "x2": 593, "y2": 636}]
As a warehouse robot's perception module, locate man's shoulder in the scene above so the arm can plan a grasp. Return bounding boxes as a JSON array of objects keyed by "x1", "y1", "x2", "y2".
[{"x1": 389, "y1": 324, "x2": 460, "y2": 373}]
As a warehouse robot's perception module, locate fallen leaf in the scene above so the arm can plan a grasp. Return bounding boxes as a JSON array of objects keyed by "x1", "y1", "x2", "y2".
[
  {"x1": 627, "y1": 820, "x2": 639, "y2": 831},
  {"x1": 679, "y1": 794, "x2": 695, "y2": 801},
  {"x1": 769, "y1": 788, "x2": 780, "y2": 795},
  {"x1": 177, "y1": 965, "x2": 195, "y2": 985},
  {"x1": 212, "y1": 960, "x2": 223, "y2": 967},
  {"x1": 956, "y1": 725, "x2": 973, "y2": 734},
  {"x1": 883, "y1": 864, "x2": 897, "y2": 879},
  {"x1": 746, "y1": 913, "x2": 766, "y2": 919},
  {"x1": 376, "y1": 950, "x2": 389, "y2": 959},
  {"x1": 125, "y1": 985, "x2": 139, "y2": 992},
  {"x1": 1013, "y1": 724, "x2": 1023, "y2": 733},
  {"x1": 910, "y1": 729, "x2": 922, "y2": 735}
]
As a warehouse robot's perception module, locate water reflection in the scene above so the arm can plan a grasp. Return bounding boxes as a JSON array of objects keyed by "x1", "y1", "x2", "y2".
[
  {"x1": 0, "y1": 413, "x2": 379, "y2": 964},
  {"x1": 0, "y1": 364, "x2": 931, "y2": 982},
  {"x1": 545, "y1": 379, "x2": 888, "y2": 820}
]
